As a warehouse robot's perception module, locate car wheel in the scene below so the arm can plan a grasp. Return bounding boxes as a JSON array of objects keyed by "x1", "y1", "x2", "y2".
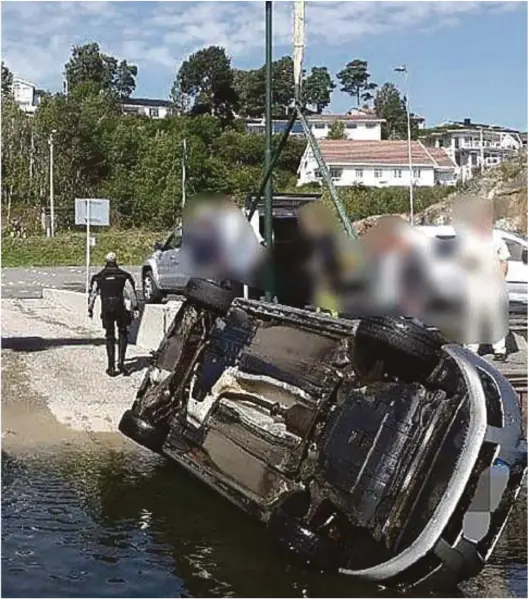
[
  {"x1": 354, "y1": 316, "x2": 444, "y2": 383},
  {"x1": 143, "y1": 270, "x2": 163, "y2": 304},
  {"x1": 118, "y1": 409, "x2": 169, "y2": 453},
  {"x1": 183, "y1": 278, "x2": 236, "y2": 315}
]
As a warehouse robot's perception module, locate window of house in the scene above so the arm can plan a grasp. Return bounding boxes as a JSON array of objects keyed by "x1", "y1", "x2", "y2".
[
  {"x1": 149, "y1": 107, "x2": 159, "y2": 118},
  {"x1": 314, "y1": 169, "x2": 322, "y2": 178},
  {"x1": 314, "y1": 123, "x2": 325, "y2": 129},
  {"x1": 346, "y1": 123, "x2": 357, "y2": 129},
  {"x1": 394, "y1": 169, "x2": 402, "y2": 178},
  {"x1": 413, "y1": 168, "x2": 421, "y2": 178},
  {"x1": 374, "y1": 169, "x2": 383, "y2": 178},
  {"x1": 366, "y1": 123, "x2": 376, "y2": 129},
  {"x1": 330, "y1": 168, "x2": 343, "y2": 179},
  {"x1": 355, "y1": 169, "x2": 363, "y2": 178}
]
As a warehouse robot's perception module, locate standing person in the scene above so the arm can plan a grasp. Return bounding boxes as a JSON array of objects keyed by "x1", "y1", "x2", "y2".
[
  {"x1": 88, "y1": 252, "x2": 139, "y2": 377},
  {"x1": 454, "y1": 199, "x2": 510, "y2": 361}
]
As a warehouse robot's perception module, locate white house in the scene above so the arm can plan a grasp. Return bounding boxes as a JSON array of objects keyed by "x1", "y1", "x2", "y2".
[
  {"x1": 297, "y1": 140, "x2": 457, "y2": 188},
  {"x1": 12, "y1": 77, "x2": 44, "y2": 114},
  {"x1": 420, "y1": 119, "x2": 523, "y2": 182},
  {"x1": 121, "y1": 97, "x2": 171, "y2": 118},
  {"x1": 246, "y1": 108, "x2": 384, "y2": 141}
]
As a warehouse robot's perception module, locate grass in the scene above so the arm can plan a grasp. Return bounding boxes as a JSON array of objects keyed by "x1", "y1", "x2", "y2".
[{"x1": 2, "y1": 230, "x2": 166, "y2": 268}]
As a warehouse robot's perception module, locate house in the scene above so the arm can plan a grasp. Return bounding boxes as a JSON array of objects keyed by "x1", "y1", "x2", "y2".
[
  {"x1": 420, "y1": 118, "x2": 523, "y2": 182},
  {"x1": 412, "y1": 114, "x2": 426, "y2": 130},
  {"x1": 121, "y1": 97, "x2": 172, "y2": 119},
  {"x1": 12, "y1": 77, "x2": 45, "y2": 114},
  {"x1": 297, "y1": 140, "x2": 457, "y2": 188},
  {"x1": 246, "y1": 108, "x2": 384, "y2": 141}
]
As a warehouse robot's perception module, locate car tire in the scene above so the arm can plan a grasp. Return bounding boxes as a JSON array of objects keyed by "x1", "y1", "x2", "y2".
[
  {"x1": 143, "y1": 270, "x2": 163, "y2": 304},
  {"x1": 118, "y1": 409, "x2": 169, "y2": 453},
  {"x1": 183, "y1": 278, "x2": 236, "y2": 315},
  {"x1": 354, "y1": 316, "x2": 444, "y2": 382}
]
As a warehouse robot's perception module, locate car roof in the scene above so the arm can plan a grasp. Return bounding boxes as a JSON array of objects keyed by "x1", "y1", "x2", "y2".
[{"x1": 415, "y1": 225, "x2": 527, "y2": 244}]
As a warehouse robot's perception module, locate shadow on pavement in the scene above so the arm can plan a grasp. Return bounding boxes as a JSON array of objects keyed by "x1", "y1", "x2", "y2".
[{"x1": 2, "y1": 336, "x2": 106, "y2": 352}]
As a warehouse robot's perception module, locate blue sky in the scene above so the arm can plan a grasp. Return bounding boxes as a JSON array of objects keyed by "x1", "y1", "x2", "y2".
[{"x1": 2, "y1": 1, "x2": 526, "y2": 130}]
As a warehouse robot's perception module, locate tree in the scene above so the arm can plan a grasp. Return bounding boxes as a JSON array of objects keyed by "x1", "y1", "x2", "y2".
[
  {"x1": 170, "y1": 79, "x2": 191, "y2": 115},
  {"x1": 327, "y1": 120, "x2": 346, "y2": 140},
  {"x1": 271, "y1": 56, "x2": 295, "y2": 116},
  {"x1": 233, "y1": 68, "x2": 264, "y2": 118},
  {"x1": 114, "y1": 59, "x2": 138, "y2": 99},
  {"x1": 303, "y1": 66, "x2": 335, "y2": 113},
  {"x1": 64, "y1": 43, "x2": 137, "y2": 99},
  {"x1": 177, "y1": 46, "x2": 238, "y2": 119},
  {"x1": 2, "y1": 61, "x2": 13, "y2": 96},
  {"x1": 374, "y1": 82, "x2": 409, "y2": 140},
  {"x1": 337, "y1": 59, "x2": 377, "y2": 106}
]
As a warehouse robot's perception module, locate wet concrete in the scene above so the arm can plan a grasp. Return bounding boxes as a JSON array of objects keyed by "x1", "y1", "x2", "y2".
[{"x1": 2, "y1": 298, "x2": 526, "y2": 598}]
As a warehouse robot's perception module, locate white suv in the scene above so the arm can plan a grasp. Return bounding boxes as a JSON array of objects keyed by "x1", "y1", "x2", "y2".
[{"x1": 416, "y1": 225, "x2": 528, "y2": 306}]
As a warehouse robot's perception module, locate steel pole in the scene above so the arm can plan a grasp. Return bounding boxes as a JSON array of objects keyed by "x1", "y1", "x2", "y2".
[{"x1": 264, "y1": 0, "x2": 273, "y2": 301}]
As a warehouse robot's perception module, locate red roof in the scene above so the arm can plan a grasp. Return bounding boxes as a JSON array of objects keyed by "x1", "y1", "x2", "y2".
[
  {"x1": 317, "y1": 140, "x2": 456, "y2": 168},
  {"x1": 309, "y1": 113, "x2": 383, "y2": 123}
]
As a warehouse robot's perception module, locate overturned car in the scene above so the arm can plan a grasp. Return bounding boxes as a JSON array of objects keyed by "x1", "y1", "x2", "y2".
[{"x1": 119, "y1": 278, "x2": 526, "y2": 591}]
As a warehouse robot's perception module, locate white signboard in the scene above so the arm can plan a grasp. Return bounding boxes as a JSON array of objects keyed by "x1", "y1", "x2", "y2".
[
  {"x1": 75, "y1": 198, "x2": 110, "y2": 227},
  {"x1": 75, "y1": 198, "x2": 110, "y2": 294}
]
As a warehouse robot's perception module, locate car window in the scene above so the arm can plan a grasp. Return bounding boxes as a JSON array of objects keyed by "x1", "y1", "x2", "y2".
[
  {"x1": 434, "y1": 235, "x2": 459, "y2": 258},
  {"x1": 505, "y1": 239, "x2": 524, "y2": 261},
  {"x1": 163, "y1": 232, "x2": 182, "y2": 251}
]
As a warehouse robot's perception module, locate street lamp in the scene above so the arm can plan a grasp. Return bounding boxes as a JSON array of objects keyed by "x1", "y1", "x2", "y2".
[
  {"x1": 394, "y1": 65, "x2": 414, "y2": 225},
  {"x1": 48, "y1": 129, "x2": 57, "y2": 237}
]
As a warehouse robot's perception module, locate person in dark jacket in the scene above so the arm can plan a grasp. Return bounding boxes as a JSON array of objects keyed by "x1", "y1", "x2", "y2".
[{"x1": 88, "y1": 252, "x2": 139, "y2": 377}]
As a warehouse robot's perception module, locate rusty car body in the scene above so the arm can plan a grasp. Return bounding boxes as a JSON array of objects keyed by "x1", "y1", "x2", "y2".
[{"x1": 119, "y1": 278, "x2": 526, "y2": 591}]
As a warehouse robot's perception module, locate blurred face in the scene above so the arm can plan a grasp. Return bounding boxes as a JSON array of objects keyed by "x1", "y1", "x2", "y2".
[{"x1": 471, "y1": 207, "x2": 493, "y2": 234}]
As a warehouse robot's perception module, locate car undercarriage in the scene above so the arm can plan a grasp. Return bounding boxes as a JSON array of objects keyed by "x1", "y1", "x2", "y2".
[{"x1": 119, "y1": 279, "x2": 527, "y2": 591}]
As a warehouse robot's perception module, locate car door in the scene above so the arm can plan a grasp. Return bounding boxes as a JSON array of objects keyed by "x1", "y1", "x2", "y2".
[
  {"x1": 157, "y1": 232, "x2": 182, "y2": 291},
  {"x1": 503, "y1": 235, "x2": 528, "y2": 303}
]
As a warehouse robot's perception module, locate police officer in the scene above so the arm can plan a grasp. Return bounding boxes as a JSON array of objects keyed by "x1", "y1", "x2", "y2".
[{"x1": 88, "y1": 252, "x2": 139, "y2": 377}]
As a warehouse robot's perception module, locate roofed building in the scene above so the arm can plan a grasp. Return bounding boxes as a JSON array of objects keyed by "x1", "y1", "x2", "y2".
[
  {"x1": 297, "y1": 140, "x2": 457, "y2": 188},
  {"x1": 420, "y1": 118, "x2": 523, "y2": 182},
  {"x1": 120, "y1": 97, "x2": 172, "y2": 119},
  {"x1": 246, "y1": 107, "x2": 385, "y2": 141}
]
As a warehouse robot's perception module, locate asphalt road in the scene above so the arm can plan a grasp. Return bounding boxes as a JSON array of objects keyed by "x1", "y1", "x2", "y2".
[{"x1": 2, "y1": 266, "x2": 142, "y2": 300}]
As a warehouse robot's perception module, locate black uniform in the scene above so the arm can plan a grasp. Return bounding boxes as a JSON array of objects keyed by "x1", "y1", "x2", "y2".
[{"x1": 88, "y1": 265, "x2": 137, "y2": 374}]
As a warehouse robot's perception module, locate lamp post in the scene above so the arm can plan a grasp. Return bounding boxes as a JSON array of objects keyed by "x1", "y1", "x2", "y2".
[
  {"x1": 48, "y1": 129, "x2": 57, "y2": 237},
  {"x1": 264, "y1": 0, "x2": 273, "y2": 300},
  {"x1": 394, "y1": 65, "x2": 414, "y2": 225}
]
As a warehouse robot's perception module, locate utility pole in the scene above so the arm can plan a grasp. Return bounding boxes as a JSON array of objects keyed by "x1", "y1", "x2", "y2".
[
  {"x1": 264, "y1": 0, "x2": 273, "y2": 301},
  {"x1": 48, "y1": 129, "x2": 57, "y2": 237},
  {"x1": 182, "y1": 138, "x2": 187, "y2": 212},
  {"x1": 479, "y1": 128, "x2": 485, "y2": 174},
  {"x1": 29, "y1": 128, "x2": 34, "y2": 181},
  {"x1": 395, "y1": 65, "x2": 414, "y2": 225}
]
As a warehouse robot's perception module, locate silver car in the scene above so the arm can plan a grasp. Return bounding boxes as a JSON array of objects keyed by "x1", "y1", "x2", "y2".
[{"x1": 141, "y1": 229, "x2": 190, "y2": 303}]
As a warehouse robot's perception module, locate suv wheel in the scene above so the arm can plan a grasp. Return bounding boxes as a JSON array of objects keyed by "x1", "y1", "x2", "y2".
[
  {"x1": 183, "y1": 278, "x2": 236, "y2": 315},
  {"x1": 354, "y1": 316, "x2": 443, "y2": 383},
  {"x1": 143, "y1": 270, "x2": 163, "y2": 304}
]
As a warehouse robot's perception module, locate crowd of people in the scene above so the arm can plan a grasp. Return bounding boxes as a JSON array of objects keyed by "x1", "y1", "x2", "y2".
[{"x1": 88, "y1": 194, "x2": 512, "y2": 376}]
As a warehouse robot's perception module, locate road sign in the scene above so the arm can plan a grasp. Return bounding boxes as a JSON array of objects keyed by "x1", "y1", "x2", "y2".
[
  {"x1": 75, "y1": 199, "x2": 110, "y2": 294},
  {"x1": 75, "y1": 198, "x2": 110, "y2": 227}
]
